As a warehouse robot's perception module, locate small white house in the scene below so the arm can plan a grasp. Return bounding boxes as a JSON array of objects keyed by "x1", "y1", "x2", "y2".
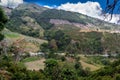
[{"x1": 29, "y1": 52, "x2": 44, "y2": 56}]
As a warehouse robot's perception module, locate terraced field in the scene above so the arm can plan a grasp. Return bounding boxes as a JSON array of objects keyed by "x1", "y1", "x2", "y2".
[{"x1": 2, "y1": 28, "x2": 47, "y2": 52}]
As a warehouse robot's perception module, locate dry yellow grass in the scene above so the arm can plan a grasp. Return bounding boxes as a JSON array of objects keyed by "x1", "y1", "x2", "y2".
[{"x1": 24, "y1": 42, "x2": 39, "y2": 52}]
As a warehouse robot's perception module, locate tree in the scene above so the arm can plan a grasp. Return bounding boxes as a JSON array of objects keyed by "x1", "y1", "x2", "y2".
[
  {"x1": 10, "y1": 38, "x2": 26, "y2": 62},
  {"x1": 0, "y1": 7, "x2": 7, "y2": 41},
  {"x1": 106, "y1": 0, "x2": 120, "y2": 13},
  {"x1": 61, "y1": 68, "x2": 78, "y2": 80},
  {"x1": 0, "y1": 7, "x2": 8, "y2": 56},
  {"x1": 105, "y1": 0, "x2": 120, "y2": 19},
  {"x1": 49, "y1": 39, "x2": 58, "y2": 52},
  {"x1": 44, "y1": 59, "x2": 60, "y2": 79},
  {"x1": 0, "y1": 39, "x2": 8, "y2": 56},
  {"x1": 44, "y1": 30, "x2": 71, "y2": 52}
]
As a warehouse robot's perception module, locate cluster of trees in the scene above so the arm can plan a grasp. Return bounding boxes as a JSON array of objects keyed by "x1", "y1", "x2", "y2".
[
  {"x1": 0, "y1": 56, "x2": 46, "y2": 80},
  {"x1": 43, "y1": 59, "x2": 90, "y2": 80},
  {"x1": 0, "y1": 7, "x2": 7, "y2": 41},
  {"x1": 41, "y1": 30, "x2": 120, "y2": 55},
  {"x1": 41, "y1": 30, "x2": 71, "y2": 52},
  {"x1": 6, "y1": 17, "x2": 44, "y2": 38},
  {"x1": 86, "y1": 59, "x2": 120, "y2": 80},
  {"x1": 1, "y1": 54, "x2": 120, "y2": 80},
  {"x1": 0, "y1": 7, "x2": 8, "y2": 56}
]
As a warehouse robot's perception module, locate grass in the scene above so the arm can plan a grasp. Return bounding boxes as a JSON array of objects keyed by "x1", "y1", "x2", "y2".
[
  {"x1": 17, "y1": 62, "x2": 26, "y2": 68},
  {"x1": 80, "y1": 60, "x2": 102, "y2": 71},
  {"x1": 5, "y1": 33, "x2": 20, "y2": 38},
  {"x1": 2, "y1": 28, "x2": 21, "y2": 38},
  {"x1": 78, "y1": 55, "x2": 103, "y2": 71},
  {"x1": 22, "y1": 56, "x2": 41, "y2": 63}
]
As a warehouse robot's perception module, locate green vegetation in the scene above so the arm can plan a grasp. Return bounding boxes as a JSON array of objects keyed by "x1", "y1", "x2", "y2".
[
  {"x1": 22, "y1": 56, "x2": 41, "y2": 63},
  {"x1": 2, "y1": 29, "x2": 20, "y2": 38},
  {"x1": 1, "y1": 54, "x2": 120, "y2": 80},
  {"x1": 1, "y1": 3, "x2": 120, "y2": 80},
  {"x1": 41, "y1": 30, "x2": 71, "y2": 52},
  {"x1": 38, "y1": 9, "x2": 87, "y2": 25},
  {"x1": 0, "y1": 56, "x2": 46, "y2": 80},
  {"x1": 6, "y1": 17, "x2": 44, "y2": 38},
  {"x1": 41, "y1": 29, "x2": 120, "y2": 55},
  {"x1": 6, "y1": 3, "x2": 120, "y2": 39},
  {"x1": 0, "y1": 7, "x2": 7, "y2": 41},
  {"x1": 85, "y1": 56, "x2": 110, "y2": 65}
]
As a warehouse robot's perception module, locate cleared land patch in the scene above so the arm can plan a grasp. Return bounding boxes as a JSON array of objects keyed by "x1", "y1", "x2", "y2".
[{"x1": 24, "y1": 58, "x2": 45, "y2": 71}]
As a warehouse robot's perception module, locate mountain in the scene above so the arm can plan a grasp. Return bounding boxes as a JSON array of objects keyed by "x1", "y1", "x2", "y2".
[
  {"x1": 5, "y1": 3, "x2": 120, "y2": 36},
  {"x1": 1, "y1": 3, "x2": 120, "y2": 80},
  {"x1": 3, "y1": 3, "x2": 120, "y2": 54},
  {"x1": 5, "y1": 4, "x2": 48, "y2": 38}
]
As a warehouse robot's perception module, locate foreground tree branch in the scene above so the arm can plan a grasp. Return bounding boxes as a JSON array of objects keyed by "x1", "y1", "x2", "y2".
[{"x1": 105, "y1": 0, "x2": 120, "y2": 19}]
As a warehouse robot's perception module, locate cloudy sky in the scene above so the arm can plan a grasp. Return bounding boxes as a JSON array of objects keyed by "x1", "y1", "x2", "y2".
[
  {"x1": 0, "y1": 0, "x2": 23, "y2": 8},
  {"x1": 0, "y1": 0, "x2": 120, "y2": 23},
  {"x1": 25, "y1": 0, "x2": 107, "y2": 9}
]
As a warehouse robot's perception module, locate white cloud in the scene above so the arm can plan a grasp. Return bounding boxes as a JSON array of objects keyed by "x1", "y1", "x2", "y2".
[
  {"x1": 44, "y1": 5, "x2": 53, "y2": 9},
  {"x1": 57, "y1": 1, "x2": 120, "y2": 24},
  {"x1": 57, "y1": 1, "x2": 102, "y2": 19},
  {"x1": 44, "y1": 5, "x2": 57, "y2": 9},
  {"x1": 0, "y1": 0, "x2": 23, "y2": 8},
  {"x1": 104, "y1": 14, "x2": 120, "y2": 24}
]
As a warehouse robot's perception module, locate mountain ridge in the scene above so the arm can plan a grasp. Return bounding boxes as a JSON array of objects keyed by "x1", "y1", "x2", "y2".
[{"x1": 4, "y1": 3, "x2": 120, "y2": 35}]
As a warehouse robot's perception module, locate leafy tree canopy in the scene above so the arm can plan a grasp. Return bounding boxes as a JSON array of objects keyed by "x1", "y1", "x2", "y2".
[{"x1": 0, "y1": 7, "x2": 8, "y2": 41}]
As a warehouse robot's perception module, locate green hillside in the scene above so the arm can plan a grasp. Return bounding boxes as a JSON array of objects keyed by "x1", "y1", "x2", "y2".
[
  {"x1": 6, "y1": 4, "x2": 48, "y2": 38},
  {"x1": 6, "y1": 3, "x2": 120, "y2": 37},
  {"x1": 1, "y1": 4, "x2": 120, "y2": 80},
  {"x1": 4, "y1": 3, "x2": 120, "y2": 55}
]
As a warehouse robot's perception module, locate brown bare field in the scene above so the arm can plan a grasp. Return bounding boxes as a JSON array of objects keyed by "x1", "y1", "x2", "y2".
[
  {"x1": 24, "y1": 58, "x2": 45, "y2": 71},
  {"x1": 80, "y1": 60, "x2": 101, "y2": 71}
]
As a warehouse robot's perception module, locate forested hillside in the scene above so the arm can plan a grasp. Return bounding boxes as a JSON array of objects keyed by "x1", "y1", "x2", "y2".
[{"x1": 4, "y1": 3, "x2": 120, "y2": 55}]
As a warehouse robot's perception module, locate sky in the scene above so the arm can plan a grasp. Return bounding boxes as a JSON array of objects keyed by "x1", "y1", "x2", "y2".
[
  {"x1": 24, "y1": 0, "x2": 107, "y2": 9},
  {"x1": 0, "y1": 0, "x2": 120, "y2": 24}
]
